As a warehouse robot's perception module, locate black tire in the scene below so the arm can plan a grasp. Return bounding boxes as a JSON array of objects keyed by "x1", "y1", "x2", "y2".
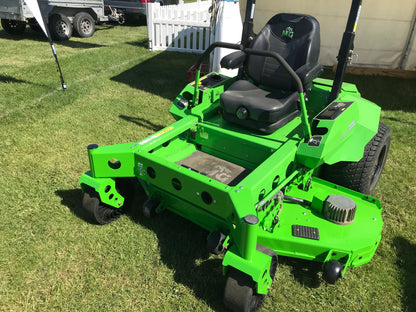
[
  {"x1": 29, "y1": 23, "x2": 42, "y2": 32},
  {"x1": 224, "y1": 249, "x2": 277, "y2": 312},
  {"x1": 321, "y1": 122, "x2": 390, "y2": 195},
  {"x1": 322, "y1": 260, "x2": 343, "y2": 284},
  {"x1": 1, "y1": 19, "x2": 26, "y2": 34},
  {"x1": 73, "y1": 12, "x2": 95, "y2": 38},
  {"x1": 81, "y1": 179, "x2": 133, "y2": 225},
  {"x1": 49, "y1": 13, "x2": 72, "y2": 41},
  {"x1": 142, "y1": 198, "x2": 161, "y2": 218},
  {"x1": 28, "y1": 19, "x2": 42, "y2": 32},
  {"x1": 224, "y1": 268, "x2": 265, "y2": 312},
  {"x1": 207, "y1": 231, "x2": 226, "y2": 255}
]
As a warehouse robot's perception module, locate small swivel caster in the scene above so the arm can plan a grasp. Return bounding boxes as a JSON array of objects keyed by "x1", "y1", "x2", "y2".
[{"x1": 322, "y1": 260, "x2": 343, "y2": 284}]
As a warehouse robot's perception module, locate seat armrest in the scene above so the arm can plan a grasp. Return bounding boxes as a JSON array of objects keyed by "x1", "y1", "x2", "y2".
[
  {"x1": 220, "y1": 51, "x2": 246, "y2": 69},
  {"x1": 296, "y1": 63, "x2": 323, "y2": 86}
]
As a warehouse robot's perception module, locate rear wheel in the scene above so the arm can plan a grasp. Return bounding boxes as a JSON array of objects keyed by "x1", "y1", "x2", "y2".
[
  {"x1": 322, "y1": 122, "x2": 390, "y2": 195},
  {"x1": 49, "y1": 13, "x2": 72, "y2": 41},
  {"x1": 73, "y1": 12, "x2": 95, "y2": 38},
  {"x1": 1, "y1": 19, "x2": 26, "y2": 34}
]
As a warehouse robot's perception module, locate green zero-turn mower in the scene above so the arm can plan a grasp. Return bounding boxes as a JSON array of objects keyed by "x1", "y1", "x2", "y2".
[{"x1": 79, "y1": 0, "x2": 391, "y2": 311}]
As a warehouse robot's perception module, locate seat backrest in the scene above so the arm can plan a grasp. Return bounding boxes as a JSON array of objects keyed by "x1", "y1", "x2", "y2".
[{"x1": 245, "y1": 13, "x2": 320, "y2": 91}]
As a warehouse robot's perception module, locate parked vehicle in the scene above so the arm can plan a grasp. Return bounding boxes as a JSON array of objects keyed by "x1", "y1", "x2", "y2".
[
  {"x1": 0, "y1": 0, "x2": 112, "y2": 40},
  {"x1": 103, "y1": 0, "x2": 177, "y2": 23}
]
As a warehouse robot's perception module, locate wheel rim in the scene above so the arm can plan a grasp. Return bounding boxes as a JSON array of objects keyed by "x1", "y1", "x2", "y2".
[
  {"x1": 10, "y1": 20, "x2": 19, "y2": 29},
  {"x1": 56, "y1": 21, "x2": 69, "y2": 36},
  {"x1": 80, "y1": 19, "x2": 92, "y2": 34}
]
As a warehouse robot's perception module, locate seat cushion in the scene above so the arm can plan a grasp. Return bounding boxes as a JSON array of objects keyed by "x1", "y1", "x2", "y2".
[{"x1": 220, "y1": 80, "x2": 299, "y2": 123}]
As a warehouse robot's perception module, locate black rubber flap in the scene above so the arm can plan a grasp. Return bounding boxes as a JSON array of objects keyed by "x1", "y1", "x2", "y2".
[{"x1": 292, "y1": 225, "x2": 320, "y2": 240}]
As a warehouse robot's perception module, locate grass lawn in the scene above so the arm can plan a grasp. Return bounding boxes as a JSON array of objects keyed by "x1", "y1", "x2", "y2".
[{"x1": 0, "y1": 21, "x2": 415, "y2": 312}]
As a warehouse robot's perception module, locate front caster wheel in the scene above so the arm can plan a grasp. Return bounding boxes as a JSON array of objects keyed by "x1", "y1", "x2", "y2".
[
  {"x1": 82, "y1": 188, "x2": 122, "y2": 224},
  {"x1": 224, "y1": 269, "x2": 265, "y2": 312},
  {"x1": 224, "y1": 250, "x2": 277, "y2": 312},
  {"x1": 82, "y1": 179, "x2": 133, "y2": 224},
  {"x1": 207, "y1": 231, "x2": 226, "y2": 255},
  {"x1": 143, "y1": 198, "x2": 161, "y2": 217},
  {"x1": 322, "y1": 260, "x2": 343, "y2": 284}
]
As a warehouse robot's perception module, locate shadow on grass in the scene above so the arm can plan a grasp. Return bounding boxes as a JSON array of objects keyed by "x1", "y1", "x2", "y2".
[
  {"x1": 57, "y1": 40, "x2": 106, "y2": 49},
  {"x1": 0, "y1": 28, "x2": 45, "y2": 41},
  {"x1": 130, "y1": 209, "x2": 227, "y2": 311},
  {"x1": 0, "y1": 74, "x2": 32, "y2": 84},
  {"x1": 124, "y1": 183, "x2": 228, "y2": 311},
  {"x1": 111, "y1": 50, "x2": 199, "y2": 100},
  {"x1": 393, "y1": 236, "x2": 416, "y2": 312},
  {"x1": 126, "y1": 39, "x2": 149, "y2": 49},
  {"x1": 279, "y1": 257, "x2": 322, "y2": 288},
  {"x1": 0, "y1": 28, "x2": 106, "y2": 49},
  {"x1": 56, "y1": 183, "x2": 226, "y2": 310},
  {"x1": 55, "y1": 189, "x2": 94, "y2": 223},
  {"x1": 119, "y1": 114, "x2": 165, "y2": 131},
  {"x1": 56, "y1": 182, "x2": 323, "y2": 310}
]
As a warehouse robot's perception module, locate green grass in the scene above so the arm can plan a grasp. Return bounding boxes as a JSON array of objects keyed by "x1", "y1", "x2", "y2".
[{"x1": 1, "y1": 23, "x2": 415, "y2": 312}]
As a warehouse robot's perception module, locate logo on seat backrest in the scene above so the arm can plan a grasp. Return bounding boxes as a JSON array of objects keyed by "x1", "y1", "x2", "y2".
[{"x1": 282, "y1": 26, "x2": 294, "y2": 39}]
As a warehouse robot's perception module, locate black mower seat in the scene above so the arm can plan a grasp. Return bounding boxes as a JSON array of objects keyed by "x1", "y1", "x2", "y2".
[
  {"x1": 221, "y1": 80, "x2": 300, "y2": 133},
  {"x1": 220, "y1": 13, "x2": 322, "y2": 134}
]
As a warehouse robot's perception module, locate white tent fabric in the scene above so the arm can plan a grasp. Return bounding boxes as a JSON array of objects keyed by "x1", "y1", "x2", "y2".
[
  {"x1": 211, "y1": 0, "x2": 243, "y2": 76},
  {"x1": 239, "y1": 0, "x2": 416, "y2": 71},
  {"x1": 24, "y1": 0, "x2": 49, "y2": 37}
]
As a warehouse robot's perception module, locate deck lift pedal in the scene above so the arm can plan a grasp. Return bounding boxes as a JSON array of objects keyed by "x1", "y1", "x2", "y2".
[{"x1": 78, "y1": 0, "x2": 391, "y2": 311}]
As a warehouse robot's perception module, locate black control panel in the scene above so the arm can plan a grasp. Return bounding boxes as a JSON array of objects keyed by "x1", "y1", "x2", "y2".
[
  {"x1": 197, "y1": 73, "x2": 226, "y2": 90},
  {"x1": 316, "y1": 101, "x2": 353, "y2": 120}
]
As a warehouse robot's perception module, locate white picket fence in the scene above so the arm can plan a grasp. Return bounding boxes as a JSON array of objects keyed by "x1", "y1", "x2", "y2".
[{"x1": 146, "y1": 0, "x2": 212, "y2": 53}]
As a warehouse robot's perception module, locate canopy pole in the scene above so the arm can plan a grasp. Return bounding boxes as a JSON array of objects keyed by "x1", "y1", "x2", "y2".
[
  {"x1": 328, "y1": 0, "x2": 362, "y2": 104},
  {"x1": 49, "y1": 42, "x2": 67, "y2": 90},
  {"x1": 24, "y1": 0, "x2": 66, "y2": 90},
  {"x1": 240, "y1": 0, "x2": 256, "y2": 47}
]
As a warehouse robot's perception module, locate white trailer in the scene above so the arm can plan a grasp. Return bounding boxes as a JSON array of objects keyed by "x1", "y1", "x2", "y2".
[{"x1": 0, "y1": 0, "x2": 110, "y2": 40}]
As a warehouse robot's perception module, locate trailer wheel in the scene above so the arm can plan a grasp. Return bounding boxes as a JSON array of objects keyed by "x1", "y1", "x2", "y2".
[
  {"x1": 1, "y1": 19, "x2": 26, "y2": 35},
  {"x1": 73, "y1": 12, "x2": 95, "y2": 38},
  {"x1": 321, "y1": 122, "x2": 390, "y2": 195},
  {"x1": 49, "y1": 13, "x2": 72, "y2": 41}
]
